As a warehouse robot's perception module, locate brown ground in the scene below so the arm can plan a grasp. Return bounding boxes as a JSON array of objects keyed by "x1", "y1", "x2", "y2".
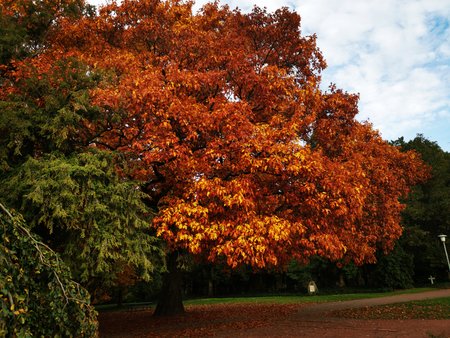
[{"x1": 99, "y1": 289, "x2": 450, "y2": 338}]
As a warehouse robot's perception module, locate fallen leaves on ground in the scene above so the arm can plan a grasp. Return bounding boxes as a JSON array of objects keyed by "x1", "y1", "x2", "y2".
[{"x1": 99, "y1": 303, "x2": 306, "y2": 337}]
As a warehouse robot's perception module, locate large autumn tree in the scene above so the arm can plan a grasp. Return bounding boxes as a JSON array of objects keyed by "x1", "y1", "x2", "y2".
[{"x1": 2, "y1": 0, "x2": 428, "y2": 315}]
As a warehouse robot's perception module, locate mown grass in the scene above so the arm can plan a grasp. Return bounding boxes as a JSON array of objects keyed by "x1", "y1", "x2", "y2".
[
  {"x1": 395, "y1": 297, "x2": 450, "y2": 319},
  {"x1": 96, "y1": 287, "x2": 437, "y2": 311},
  {"x1": 184, "y1": 287, "x2": 435, "y2": 306},
  {"x1": 332, "y1": 296, "x2": 450, "y2": 320}
]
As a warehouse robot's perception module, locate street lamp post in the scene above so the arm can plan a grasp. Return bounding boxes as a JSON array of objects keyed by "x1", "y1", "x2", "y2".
[{"x1": 438, "y1": 234, "x2": 450, "y2": 279}]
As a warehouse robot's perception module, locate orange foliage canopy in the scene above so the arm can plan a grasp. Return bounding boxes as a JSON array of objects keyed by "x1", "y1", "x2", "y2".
[{"x1": 3, "y1": 0, "x2": 429, "y2": 268}]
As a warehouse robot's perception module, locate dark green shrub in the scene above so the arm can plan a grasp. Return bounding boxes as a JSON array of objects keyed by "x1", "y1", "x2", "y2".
[{"x1": 371, "y1": 244, "x2": 415, "y2": 289}]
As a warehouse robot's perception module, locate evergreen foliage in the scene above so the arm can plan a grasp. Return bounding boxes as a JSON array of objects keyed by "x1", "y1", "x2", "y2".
[
  {"x1": 396, "y1": 135, "x2": 450, "y2": 237},
  {"x1": 393, "y1": 135, "x2": 450, "y2": 281},
  {"x1": 0, "y1": 57, "x2": 102, "y2": 170},
  {"x1": 371, "y1": 244, "x2": 415, "y2": 289},
  {"x1": 0, "y1": 0, "x2": 94, "y2": 65},
  {"x1": 1, "y1": 150, "x2": 164, "y2": 297},
  {"x1": 0, "y1": 203, "x2": 98, "y2": 337}
]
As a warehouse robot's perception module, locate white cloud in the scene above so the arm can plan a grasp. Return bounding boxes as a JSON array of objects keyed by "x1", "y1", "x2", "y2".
[
  {"x1": 86, "y1": 0, "x2": 107, "y2": 7},
  {"x1": 293, "y1": 0, "x2": 450, "y2": 148}
]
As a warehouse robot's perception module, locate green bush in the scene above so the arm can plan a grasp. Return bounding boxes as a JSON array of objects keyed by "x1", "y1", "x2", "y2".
[
  {"x1": 0, "y1": 203, "x2": 98, "y2": 337},
  {"x1": 372, "y1": 244, "x2": 415, "y2": 289}
]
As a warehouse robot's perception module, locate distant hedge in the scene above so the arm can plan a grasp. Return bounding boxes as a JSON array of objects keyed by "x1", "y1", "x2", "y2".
[{"x1": 0, "y1": 203, "x2": 98, "y2": 337}]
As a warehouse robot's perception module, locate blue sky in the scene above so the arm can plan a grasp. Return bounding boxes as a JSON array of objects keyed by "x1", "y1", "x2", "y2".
[{"x1": 88, "y1": 0, "x2": 450, "y2": 151}]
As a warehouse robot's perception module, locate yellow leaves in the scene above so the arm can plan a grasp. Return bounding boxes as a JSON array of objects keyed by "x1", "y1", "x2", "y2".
[
  {"x1": 223, "y1": 192, "x2": 245, "y2": 207},
  {"x1": 265, "y1": 216, "x2": 291, "y2": 242},
  {"x1": 154, "y1": 193, "x2": 304, "y2": 266},
  {"x1": 191, "y1": 177, "x2": 256, "y2": 211},
  {"x1": 13, "y1": 308, "x2": 27, "y2": 316},
  {"x1": 293, "y1": 150, "x2": 305, "y2": 160}
]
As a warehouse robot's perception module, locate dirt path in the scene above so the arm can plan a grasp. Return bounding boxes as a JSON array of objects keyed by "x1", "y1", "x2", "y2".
[{"x1": 99, "y1": 289, "x2": 450, "y2": 338}]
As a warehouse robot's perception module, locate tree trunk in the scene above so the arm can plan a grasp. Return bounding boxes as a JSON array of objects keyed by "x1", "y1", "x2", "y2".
[
  {"x1": 337, "y1": 272, "x2": 345, "y2": 288},
  {"x1": 154, "y1": 252, "x2": 185, "y2": 316},
  {"x1": 208, "y1": 266, "x2": 214, "y2": 297},
  {"x1": 116, "y1": 287, "x2": 124, "y2": 308}
]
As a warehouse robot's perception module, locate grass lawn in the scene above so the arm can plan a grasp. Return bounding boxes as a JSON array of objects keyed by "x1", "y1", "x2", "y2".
[
  {"x1": 96, "y1": 287, "x2": 437, "y2": 311},
  {"x1": 184, "y1": 287, "x2": 436, "y2": 306},
  {"x1": 332, "y1": 296, "x2": 450, "y2": 320}
]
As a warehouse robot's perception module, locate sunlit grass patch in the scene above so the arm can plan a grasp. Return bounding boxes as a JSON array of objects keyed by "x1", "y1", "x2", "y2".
[
  {"x1": 184, "y1": 288, "x2": 436, "y2": 306},
  {"x1": 330, "y1": 297, "x2": 450, "y2": 320}
]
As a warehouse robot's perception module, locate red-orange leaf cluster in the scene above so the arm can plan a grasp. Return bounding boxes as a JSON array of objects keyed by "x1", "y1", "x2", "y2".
[{"x1": 2, "y1": 0, "x2": 429, "y2": 269}]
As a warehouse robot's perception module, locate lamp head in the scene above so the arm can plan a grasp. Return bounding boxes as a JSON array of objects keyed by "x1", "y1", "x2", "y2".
[{"x1": 438, "y1": 234, "x2": 447, "y2": 243}]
